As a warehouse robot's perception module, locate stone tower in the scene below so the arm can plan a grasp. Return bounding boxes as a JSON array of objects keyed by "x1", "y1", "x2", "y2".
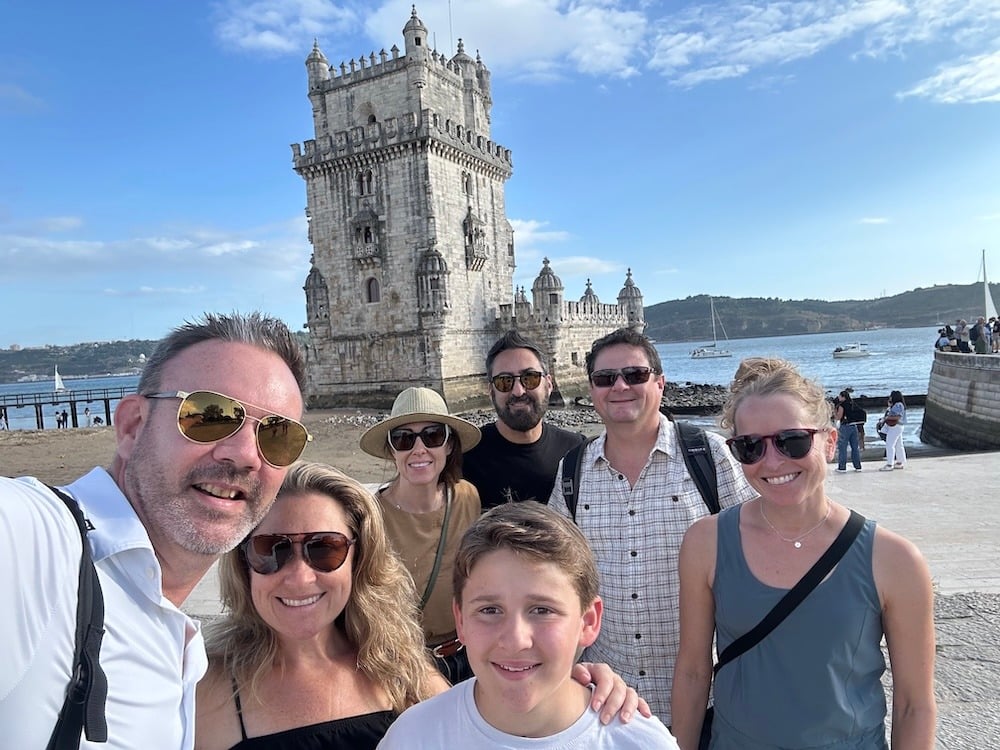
[
  {"x1": 292, "y1": 8, "x2": 514, "y2": 408},
  {"x1": 292, "y1": 8, "x2": 644, "y2": 409}
]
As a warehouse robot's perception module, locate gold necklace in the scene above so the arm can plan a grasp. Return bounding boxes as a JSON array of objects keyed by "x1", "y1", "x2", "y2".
[{"x1": 758, "y1": 500, "x2": 831, "y2": 549}]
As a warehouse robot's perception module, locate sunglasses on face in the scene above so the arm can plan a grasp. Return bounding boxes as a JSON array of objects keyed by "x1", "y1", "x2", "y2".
[
  {"x1": 490, "y1": 370, "x2": 545, "y2": 393},
  {"x1": 243, "y1": 531, "x2": 356, "y2": 575},
  {"x1": 726, "y1": 428, "x2": 825, "y2": 465},
  {"x1": 144, "y1": 390, "x2": 311, "y2": 468},
  {"x1": 589, "y1": 366, "x2": 656, "y2": 388},
  {"x1": 388, "y1": 422, "x2": 450, "y2": 452}
]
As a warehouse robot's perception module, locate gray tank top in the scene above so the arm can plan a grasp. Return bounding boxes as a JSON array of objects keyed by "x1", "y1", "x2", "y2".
[{"x1": 711, "y1": 505, "x2": 888, "y2": 749}]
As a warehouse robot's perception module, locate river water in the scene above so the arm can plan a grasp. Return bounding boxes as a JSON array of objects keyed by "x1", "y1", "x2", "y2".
[{"x1": 1, "y1": 326, "x2": 940, "y2": 440}]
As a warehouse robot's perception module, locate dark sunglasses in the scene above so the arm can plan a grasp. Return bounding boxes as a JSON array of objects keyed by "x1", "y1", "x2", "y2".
[
  {"x1": 726, "y1": 429, "x2": 826, "y2": 465},
  {"x1": 145, "y1": 390, "x2": 311, "y2": 468},
  {"x1": 243, "y1": 532, "x2": 356, "y2": 575},
  {"x1": 490, "y1": 370, "x2": 545, "y2": 393},
  {"x1": 388, "y1": 423, "x2": 450, "y2": 452},
  {"x1": 589, "y1": 366, "x2": 656, "y2": 388}
]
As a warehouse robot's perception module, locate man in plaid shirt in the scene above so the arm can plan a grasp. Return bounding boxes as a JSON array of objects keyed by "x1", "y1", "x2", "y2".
[{"x1": 549, "y1": 328, "x2": 756, "y2": 727}]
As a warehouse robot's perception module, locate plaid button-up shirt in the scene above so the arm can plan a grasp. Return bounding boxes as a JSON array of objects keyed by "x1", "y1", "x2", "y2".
[{"x1": 549, "y1": 414, "x2": 757, "y2": 724}]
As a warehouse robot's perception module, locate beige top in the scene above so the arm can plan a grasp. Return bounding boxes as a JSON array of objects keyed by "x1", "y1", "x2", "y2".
[{"x1": 376, "y1": 480, "x2": 481, "y2": 644}]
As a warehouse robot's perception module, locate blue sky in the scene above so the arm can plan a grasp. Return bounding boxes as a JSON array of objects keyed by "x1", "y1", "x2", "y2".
[{"x1": 2, "y1": 1, "x2": 999, "y2": 348}]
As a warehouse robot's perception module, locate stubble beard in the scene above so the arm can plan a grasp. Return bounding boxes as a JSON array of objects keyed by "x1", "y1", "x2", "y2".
[{"x1": 124, "y1": 434, "x2": 270, "y2": 557}]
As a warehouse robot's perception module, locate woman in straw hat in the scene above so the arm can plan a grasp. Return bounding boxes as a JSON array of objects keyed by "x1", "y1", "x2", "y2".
[{"x1": 360, "y1": 387, "x2": 483, "y2": 684}]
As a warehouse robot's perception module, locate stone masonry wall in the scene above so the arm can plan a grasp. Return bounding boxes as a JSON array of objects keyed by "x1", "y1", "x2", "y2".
[{"x1": 921, "y1": 351, "x2": 1000, "y2": 450}]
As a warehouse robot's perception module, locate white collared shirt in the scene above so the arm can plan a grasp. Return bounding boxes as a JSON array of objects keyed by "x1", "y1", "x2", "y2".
[{"x1": 0, "y1": 468, "x2": 207, "y2": 749}]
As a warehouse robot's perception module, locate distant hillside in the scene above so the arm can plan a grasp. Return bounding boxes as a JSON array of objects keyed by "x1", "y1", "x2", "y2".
[
  {"x1": 644, "y1": 283, "x2": 997, "y2": 343},
  {"x1": 2, "y1": 285, "x2": 994, "y2": 383}
]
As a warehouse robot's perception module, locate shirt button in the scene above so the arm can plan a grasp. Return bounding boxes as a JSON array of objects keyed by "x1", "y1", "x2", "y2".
[
  {"x1": 635, "y1": 633, "x2": 642, "y2": 640},
  {"x1": 618, "y1": 474, "x2": 625, "y2": 480},
  {"x1": 639, "y1": 670, "x2": 646, "y2": 676},
  {"x1": 628, "y1": 509, "x2": 636, "y2": 516},
  {"x1": 671, "y1": 495, "x2": 679, "y2": 502},
  {"x1": 630, "y1": 550, "x2": 638, "y2": 557},
  {"x1": 631, "y1": 592, "x2": 638, "y2": 600}
]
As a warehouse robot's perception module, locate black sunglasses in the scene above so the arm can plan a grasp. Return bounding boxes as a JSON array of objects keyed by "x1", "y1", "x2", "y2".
[
  {"x1": 726, "y1": 429, "x2": 826, "y2": 465},
  {"x1": 144, "y1": 390, "x2": 311, "y2": 468},
  {"x1": 490, "y1": 370, "x2": 545, "y2": 393},
  {"x1": 243, "y1": 532, "x2": 356, "y2": 575},
  {"x1": 589, "y1": 366, "x2": 656, "y2": 388},
  {"x1": 388, "y1": 423, "x2": 450, "y2": 452}
]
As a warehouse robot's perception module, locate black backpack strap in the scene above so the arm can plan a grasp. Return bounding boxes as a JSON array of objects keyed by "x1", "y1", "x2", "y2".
[
  {"x1": 46, "y1": 487, "x2": 109, "y2": 749},
  {"x1": 559, "y1": 436, "x2": 597, "y2": 522},
  {"x1": 714, "y1": 510, "x2": 866, "y2": 675},
  {"x1": 674, "y1": 421, "x2": 721, "y2": 514}
]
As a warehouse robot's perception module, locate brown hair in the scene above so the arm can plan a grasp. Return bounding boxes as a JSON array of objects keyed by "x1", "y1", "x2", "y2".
[
  {"x1": 585, "y1": 327, "x2": 661, "y2": 376},
  {"x1": 453, "y1": 501, "x2": 599, "y2": 609}
]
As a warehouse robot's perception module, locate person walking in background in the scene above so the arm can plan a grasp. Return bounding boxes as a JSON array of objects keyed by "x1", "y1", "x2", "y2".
[
  {"x1": 955, "y1": 319, "x2": 971, "y2": 352},
  {"x1": 671, "y1": 358, "x2": 936, "y2": 749},
  {"x1": 1, "y1": 312, "x2": 309, "y2": 748},
  {"x1": 0, "y1": 406, "x2": 8, "y2": 430},
  {"x1": 833, "y1": 390, "x2": 863, "y2": 472},
  {"x1": 84, "y1": 406, "x2": 92, "y2": 427},
  {"x1": 879, "y1": 391, "x2": 907, "y2": 472},
  {"x1": 463, "y1": 330, "x2": 586, "y2": 509},
  {"x1": 991, "y1": 316, "x2": 1000, "y2": 353},
  {"x1": 195, "y1": 462, "x2": 449, "y2": 750},
  {"x1": 972, "y1": 316, "x2": 990, "y2": 354}
]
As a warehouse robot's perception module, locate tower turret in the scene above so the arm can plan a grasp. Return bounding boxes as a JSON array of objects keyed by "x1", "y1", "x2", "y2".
[
  {"x1": 617, "y1": 268, "x2": 645, "y2": 332},
  {"x1": 402, "y1": 5, "x2": 429, "y2": 61},
  {"x1": 579, "y1": 279, "x2": 600, "y2": 307},
  {"x1": 305, "y1": 40, "x2": 330, "y2": 90},
  {"x1": 532, "y1": 258, "x2": 564, "y2": 312}
]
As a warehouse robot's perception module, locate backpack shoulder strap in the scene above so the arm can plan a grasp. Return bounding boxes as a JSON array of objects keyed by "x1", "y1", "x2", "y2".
[
  {"x1": 45, "y1": 487, "x2": 108, "y2": 750},
  {"x1": 560, "y1": 436, "x2": 598, "y2": 522},
  {"x1": 674, "y1": 421, "x2": 721, "y2": 515}
]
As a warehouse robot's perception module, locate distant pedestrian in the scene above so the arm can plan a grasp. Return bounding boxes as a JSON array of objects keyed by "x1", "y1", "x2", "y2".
[
  {"x1": 992, "y1": 317, "x2": 1000, "y2": 353},
  {"x1": 0, "y1": 406, "x2": 8, "y2": 430},
  {"x1": 834, "y1": 390, "x2": 863, "y2": 472},
  {"x1": 61, "y1": 409, "x2": 69, "y2": 429},
  {"x1": 879, "y1": 391, "x2": 907, "y2": 471},
  {"x1": 971, "y1": 316, "x2": 989, "y2": 354},
  {"x1": 84, "y1": 407, "x2": 92, "y2": 427},
  {"x1": 54, "y1": 410, "x2": 63, "y2": 429},
  {"x1": 955, "y1": 319, "x2": 971, "y2": 352}
]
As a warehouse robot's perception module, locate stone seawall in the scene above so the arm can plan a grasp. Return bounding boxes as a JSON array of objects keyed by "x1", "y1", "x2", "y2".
[{"x1": 921, "y1": 351, "x2": 1000, "y2": 450}]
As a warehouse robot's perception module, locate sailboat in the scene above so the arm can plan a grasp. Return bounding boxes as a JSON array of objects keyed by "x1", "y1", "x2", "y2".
[
  {"x1": 979, "y1": 249, "x2": 998, "y2": 320},
  {"x1": 691, "y1": 297, "x2": 733, "y2": 359},
  {"x1": 54, "y1": 365, "x2": 67, "y2": 392}
]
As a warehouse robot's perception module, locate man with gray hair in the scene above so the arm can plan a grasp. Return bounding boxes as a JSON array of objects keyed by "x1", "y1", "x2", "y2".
[{"x1": 0, "y1": 312, "x2": 308, "y2": 749}]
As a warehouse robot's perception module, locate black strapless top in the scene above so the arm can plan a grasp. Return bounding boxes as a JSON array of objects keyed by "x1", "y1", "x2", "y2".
[{"x1": 229, "y1": 711, "x2": 397, "y2": 750}]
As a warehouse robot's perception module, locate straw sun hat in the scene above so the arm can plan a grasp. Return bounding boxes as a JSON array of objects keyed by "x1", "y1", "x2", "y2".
[{"x1": 359, "y1": 387, "x2": 481, "y2": 459}]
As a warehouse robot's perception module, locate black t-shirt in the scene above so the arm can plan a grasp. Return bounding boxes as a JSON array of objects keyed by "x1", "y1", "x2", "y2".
[{"x1": 463, "y1": 422, "x2": 587, "y2": 510}]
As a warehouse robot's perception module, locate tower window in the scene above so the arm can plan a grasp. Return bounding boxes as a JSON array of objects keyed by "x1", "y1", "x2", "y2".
[
  {"x1": 549, "y1": 293, "x2": 559, "y2": 305},
  {"x1": 365, "y1": 277, "x2": 381, "y2": 303},
  {"x1": 415, "y1": 37, "x2": 422, "y2": 46}
]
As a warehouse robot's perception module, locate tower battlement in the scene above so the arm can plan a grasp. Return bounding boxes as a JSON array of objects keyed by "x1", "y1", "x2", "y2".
[{"x1": 292, "y1": 107, "x2": 512, "y2": 174}]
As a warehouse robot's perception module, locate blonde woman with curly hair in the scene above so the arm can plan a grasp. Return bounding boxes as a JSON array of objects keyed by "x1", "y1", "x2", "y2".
[
  {"x1": 195, "y1": 462, "x2": 448, "y2": 750},
  {"x1": 672, "y1": 358, "x2": 936, "y2": 750}
]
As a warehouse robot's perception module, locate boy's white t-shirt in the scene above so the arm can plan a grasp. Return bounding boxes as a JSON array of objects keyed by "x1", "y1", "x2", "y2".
[{"x1": 377, "y1": 678, "x2": 678, "y2": 749}]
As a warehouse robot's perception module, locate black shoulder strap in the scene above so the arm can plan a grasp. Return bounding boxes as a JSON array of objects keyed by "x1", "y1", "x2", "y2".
[
  {"x1": 714, "y1": 510, "x2": 866, "y2": 675},
  {"x1": 560, "y1": 436, "x2": 598, "y2": 522},
  {"x1": 46, "y1": 487, "x2": 109, "y2": 750},
  {"x1": 674, "y1": 421, "x2": 721, "y2": 514}
]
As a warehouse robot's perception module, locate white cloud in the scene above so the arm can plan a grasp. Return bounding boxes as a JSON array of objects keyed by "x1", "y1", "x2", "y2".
[
  {"x1": 897, "y1": 50, "x2": 1000, "y2": 103},
  {"x1": 212, "y1": 0, "x2": 358, "y2": 55},
  {"x1": 549, "y1": 255, "x2": 622, "y2": 276},
  {"x1": 211, "y1": 0, "x2": 1000, "y2": 100},
  {"x1": 860, "y1": 216, "x2": 891, "y2": 224}
]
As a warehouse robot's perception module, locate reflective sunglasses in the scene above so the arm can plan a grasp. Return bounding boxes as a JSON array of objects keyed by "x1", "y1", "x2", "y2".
[
  {"x1": 243, "y1": 532, "x2": 355, "y2": 575},
  {"x1": 490, "y1": 370, "x2": 545, "y2": 393},
  {"x1": 388, "y1": 423, "x2": 450, "y2": 452},
  {"x1": 145, "y1": 390, "x2": 311, "y2": 468},
  {"x1": 726, "y1": 428, "x2": 826, "y2": 465},
  {"x1": 589, "y1": 366, "x2": 656, "y2": 388}
]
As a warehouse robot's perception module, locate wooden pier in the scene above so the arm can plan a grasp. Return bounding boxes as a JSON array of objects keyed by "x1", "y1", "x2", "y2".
[{"x1": 0, "y1": 385, "x2": 136, "y2": 429}]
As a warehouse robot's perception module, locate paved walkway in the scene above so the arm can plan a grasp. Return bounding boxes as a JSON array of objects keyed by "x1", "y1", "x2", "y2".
[{"x1": 185, "y1": 449, "x2": 999, "y2": 748}]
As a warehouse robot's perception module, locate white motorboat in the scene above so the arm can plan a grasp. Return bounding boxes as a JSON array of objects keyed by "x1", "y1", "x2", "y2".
[
  {"x1": 691, "y1": 297, "x2": 732, "y2": 359},
  {"x1": 832, "y1": 343, "x2": 871, "y2": 358}
]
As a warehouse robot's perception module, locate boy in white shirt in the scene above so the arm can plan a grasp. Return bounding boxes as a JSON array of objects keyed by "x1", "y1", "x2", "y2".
[{"x1": 378, "y1": 502, "x2": 678, "y2": 749}]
